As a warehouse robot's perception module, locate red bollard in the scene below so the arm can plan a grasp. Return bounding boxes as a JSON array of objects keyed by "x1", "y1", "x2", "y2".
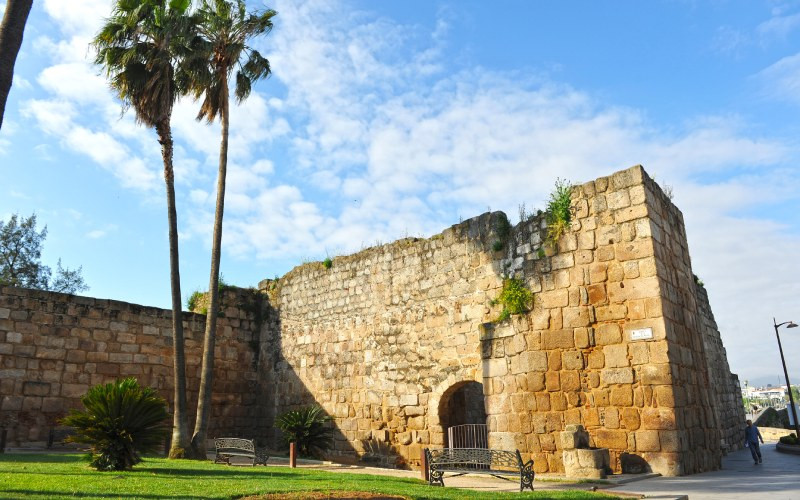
[{"x1": 289, "y1": 442, "x2": 297, "y2": 468}]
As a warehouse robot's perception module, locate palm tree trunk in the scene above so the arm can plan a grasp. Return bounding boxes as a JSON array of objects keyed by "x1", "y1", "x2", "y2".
[
  {"x1": 0, "y1": 0, "x2": 33, "y2": 130},
  {"x1": 191, "y1": 75, "x2": 229, "y2": 457},
  {"x1": 156, "y1": 119, "x2": 192, "y2": 458}
]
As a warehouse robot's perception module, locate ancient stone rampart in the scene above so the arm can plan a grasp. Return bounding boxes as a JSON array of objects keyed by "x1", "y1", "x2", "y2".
[
  {"x1": 0, "y1": 165, "x2": 743, "y2": 477},
  {"x1": 0, "y1": 287, "x2": 264, "y2": 447},
  {"x1": 257, "y1": 165, "x2": 743, "y2": 476}
]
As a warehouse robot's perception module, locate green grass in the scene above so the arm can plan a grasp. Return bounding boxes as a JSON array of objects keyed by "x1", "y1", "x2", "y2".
[{"x1": 0, "y1": 453, "x2": 619, "y2": 500}]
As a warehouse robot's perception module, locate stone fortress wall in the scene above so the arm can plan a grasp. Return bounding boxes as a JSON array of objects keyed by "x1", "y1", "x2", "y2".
[
  {"x1": 258, "y1": 165, "x2": 744, "y2": 475},
  {"x1": 0, "y1": 165, "x2": 744, "y2": 477},
  {"x1": 0, "y1": 287, "x2": 265, "y2": 447}
]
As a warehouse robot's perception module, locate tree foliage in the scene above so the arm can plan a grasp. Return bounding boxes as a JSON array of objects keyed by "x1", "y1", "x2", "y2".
[
  {"x1": 276, "y1": 405, "x2": 333, "y2": 458},
  {"x1": 0, "y1": 213, "x2": 88, "y2": 294},
  {"x1": 61, "y1": 378, "x2": 169, "y2": 471}
]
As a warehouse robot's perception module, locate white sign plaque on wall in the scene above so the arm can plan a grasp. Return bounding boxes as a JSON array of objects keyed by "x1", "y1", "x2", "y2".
[{"x1": 629, "y1": 327, "x2": 654, "y2": 341}]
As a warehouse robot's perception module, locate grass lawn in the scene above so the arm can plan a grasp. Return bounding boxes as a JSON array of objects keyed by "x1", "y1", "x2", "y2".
[{"x1": 0, "y1": 453, "x2": 620, "y2": 500}]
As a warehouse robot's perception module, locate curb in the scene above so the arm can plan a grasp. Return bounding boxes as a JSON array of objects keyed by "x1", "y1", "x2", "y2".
[{"x1": 775, "y1": 442, "x2": 800, "y2": 455}]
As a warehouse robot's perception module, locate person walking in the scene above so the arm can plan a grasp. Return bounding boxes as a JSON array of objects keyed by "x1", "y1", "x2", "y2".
[{"x1": 745, "y1": 419, "x2": 764, "y2": 464}]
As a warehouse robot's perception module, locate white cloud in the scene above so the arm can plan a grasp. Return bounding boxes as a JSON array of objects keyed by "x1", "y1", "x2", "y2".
[
  {"x1": 757, "y1": 11, "x2": 800, "y2": 39},
  {"x1": 41, "y1": 0, "x2": 109, "y2": 38},
  {"x1": 757, "y1": 52, "x2": 800, "y2": 105},
  {"x1": 37, "y1": 63, "x2": 112, "y2": 106},
  {"x1": 86, "y1": 230, "x2": 106, "y2": 239},
  {"x1": 13, "y1": 76, "x2": 32, "y2": 90}
]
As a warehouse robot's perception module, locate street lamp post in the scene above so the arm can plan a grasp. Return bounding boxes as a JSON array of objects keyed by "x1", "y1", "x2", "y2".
[{"x1": 773, "y1": 318, "x2": 800, "y2": 439}]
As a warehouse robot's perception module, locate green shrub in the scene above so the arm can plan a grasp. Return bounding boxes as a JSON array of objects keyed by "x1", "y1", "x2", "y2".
[
  {"x1": 492, "y1": 240, "x2": 504, "y2": 252},
  {"x1": 186, "y1": 290, "x2": 203, "y2": 311},
  {"x1": 779, "y1": 433, "x2": 798, "y2": 445},
  {"x1": 545, "y1": 178, "x2": 573, "y2": 245},
  {"x1": 61, "y1": 378, "x2": 168, "y2": 471},
  {"x1": 276, "y1": 405, "x2": 333, "y2": 457},
  {"x1": 492, "y1": 278, "x2": 533, "y2": 321},
  {"x1": 323, "y1": 257, "x2": 333, "y2": 269}
]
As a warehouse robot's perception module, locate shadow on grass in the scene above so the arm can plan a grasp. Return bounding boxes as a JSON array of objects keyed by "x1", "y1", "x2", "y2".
[{"x1": 0, "y1": 453, "x2": 89, "y2": 464}]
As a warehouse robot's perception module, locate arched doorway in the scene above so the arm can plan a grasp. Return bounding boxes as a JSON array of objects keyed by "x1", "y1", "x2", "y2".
[{"x1": 438, "y1": 381, "x2": 487, "y2": 448}]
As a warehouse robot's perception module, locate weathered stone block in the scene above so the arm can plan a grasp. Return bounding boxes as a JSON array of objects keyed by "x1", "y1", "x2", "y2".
[
  {"x1": 601, "y1": 368, "x2": 634, "y2": 385},
  {"x1": 620, "y1": 408, "x2": 641, "y2": 430},
  {"x1": 595, "y1": 304, "x2": 626, "y2": 321},
  {"x1": 539, "y1": 289, "x2": 569, "y2": 308},
  {"x1": 636, "y1": 430, "x2": 661, "y2": 452},
  {"x1": 642, "y1": 408, "x2": 676, "y2": 430},
  {"x1": 546, "y1": 371, "x2": 561, "y2": 391},
  {"x1": 660, "y1": 430, "x2": 683, "y2": 452},
  {"x1": 23, "y1": 381, "x2": 50, "y2": 396},
  {"x1": 603, "y1": 344, "x2": 628, "y2": 368},
  {"x1": 641, "y1": 363, "x2": 673, "y2": 385},
  {"x1": 562, "y1": 351, "x2": 583, "y2": 370},
  {"x1": 596, "y1": 324, "x2": 621, "y2": 345},
  {"x1": 594, "y1": 429, "x2": 628, "y2": 449},
  {"x1": 610, "y1": 386, "x2": 633, "y2": 407},
  {"x1": 562, "y1": 307, "x2": 591, "y2": 328},
  {"x1": 542, "y1": 329, "x2": 574, "y2": 349},
  {"x1": 587, "y1": 350, "x2": 605, "y2": 369}
]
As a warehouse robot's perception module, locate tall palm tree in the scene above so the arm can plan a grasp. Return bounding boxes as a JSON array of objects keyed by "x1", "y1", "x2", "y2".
[
  {"x1": 93, "y1": 0, "x2": 200, "y2": 459},
  {"x1": 187, "y1": 0, "x2": 275, "y2": 457},
  {"x1": 0, "y1": 0, "x2": 33, "y2": 130}
]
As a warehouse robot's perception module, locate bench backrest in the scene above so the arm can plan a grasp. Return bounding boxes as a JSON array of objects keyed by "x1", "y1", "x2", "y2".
[
  {"x1": 427, "y1": 448, "x2": 520, "y2": 470},
  {"x1": 214, "y1": 437, "x2": 255, "y2": 453}
]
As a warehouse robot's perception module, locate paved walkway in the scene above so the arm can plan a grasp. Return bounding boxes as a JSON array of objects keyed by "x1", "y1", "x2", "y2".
[
  {"x1": 244, "y1": 443, "x2": 800, "y2": 498},
  {"x1": 607, "y1": 443, "x2": 800, "y2": 499}
]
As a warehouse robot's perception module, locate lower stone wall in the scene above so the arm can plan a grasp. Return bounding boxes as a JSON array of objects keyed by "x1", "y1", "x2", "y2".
[
  {"x1": 0, "y1": 286, "x2": 263, "y2": 447},
  {"x1": 696, "y1": 284, "x2": 745, "y2": 453}
]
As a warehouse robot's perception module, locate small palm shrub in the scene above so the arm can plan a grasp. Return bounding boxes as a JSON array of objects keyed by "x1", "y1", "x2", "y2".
[
  {"x1": 276, "y1": 405, "x2": 333, "y2": 457},
  {"x1": 61, "y1": 378, "x2": 169, "y2": 471}
]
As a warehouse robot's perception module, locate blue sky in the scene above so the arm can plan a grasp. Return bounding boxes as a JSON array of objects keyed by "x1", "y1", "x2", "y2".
[{"x1": 2, "y1": 0, "x2": 800, "y2": 385}]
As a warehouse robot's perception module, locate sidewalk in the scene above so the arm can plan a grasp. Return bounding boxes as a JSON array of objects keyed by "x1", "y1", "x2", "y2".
[
  {"x1": 607, "y1": 443, "x2": 800, "y2": 499},
  {"x1": 236, "y1": 443, "x2": 800, "y2": 499}
]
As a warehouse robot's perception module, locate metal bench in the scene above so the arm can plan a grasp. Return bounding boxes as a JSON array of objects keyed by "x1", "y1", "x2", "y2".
[
  {"x1": 214, "y1": 438, "x2": 269, "y2": 466},
  {"x1": 424, "y1": 447, "x2": 534, "y2": 491}
]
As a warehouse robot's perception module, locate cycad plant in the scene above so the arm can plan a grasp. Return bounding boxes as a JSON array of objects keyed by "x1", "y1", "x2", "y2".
[
  {"x1": 61, "y1": 378, "x2": 169, "y2": 471},
  {"x1": 276, "y1": 405, "x2": 333, "y2": 457}
]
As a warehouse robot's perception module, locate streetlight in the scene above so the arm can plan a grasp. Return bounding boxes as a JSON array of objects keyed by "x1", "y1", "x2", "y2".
[{"x1": 773, "y1": 318, "x2": 800, "y2": 439}]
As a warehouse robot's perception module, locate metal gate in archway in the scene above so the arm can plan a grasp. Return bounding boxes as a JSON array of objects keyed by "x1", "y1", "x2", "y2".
[{"x1": 446, "y1": 423, "x2": 488, "y2": 449}]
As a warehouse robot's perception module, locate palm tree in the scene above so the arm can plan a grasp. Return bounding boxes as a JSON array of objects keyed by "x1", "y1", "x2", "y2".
[
  {"x1": 0, "y1": 0, "x2": 33, "y2": 130},
  {"x1": 187, "y1": 0, "x2": 275, "y2": 457},
  {"x1": 93, "y1": 0, "x2": 199, "y2": 459}
]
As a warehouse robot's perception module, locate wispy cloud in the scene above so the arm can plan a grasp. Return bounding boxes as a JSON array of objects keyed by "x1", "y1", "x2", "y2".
[{"x1": 756, "y1": 51, "x2": 800, "y2": 105}]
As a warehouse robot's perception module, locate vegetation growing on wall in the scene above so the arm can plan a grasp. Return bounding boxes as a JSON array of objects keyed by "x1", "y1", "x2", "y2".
[
  {"x1": 323, "y1": 257, "x2": 333, "y2": 269},
  {"x1": 492, "y1": 278, "x2": 533, "y2": 322},
  {"x1": 545, "y1": 179, "x2": 574, "y2": 246},
  {"x1": 187, "y1": 290, "x2": 203, "y2": 312}
]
